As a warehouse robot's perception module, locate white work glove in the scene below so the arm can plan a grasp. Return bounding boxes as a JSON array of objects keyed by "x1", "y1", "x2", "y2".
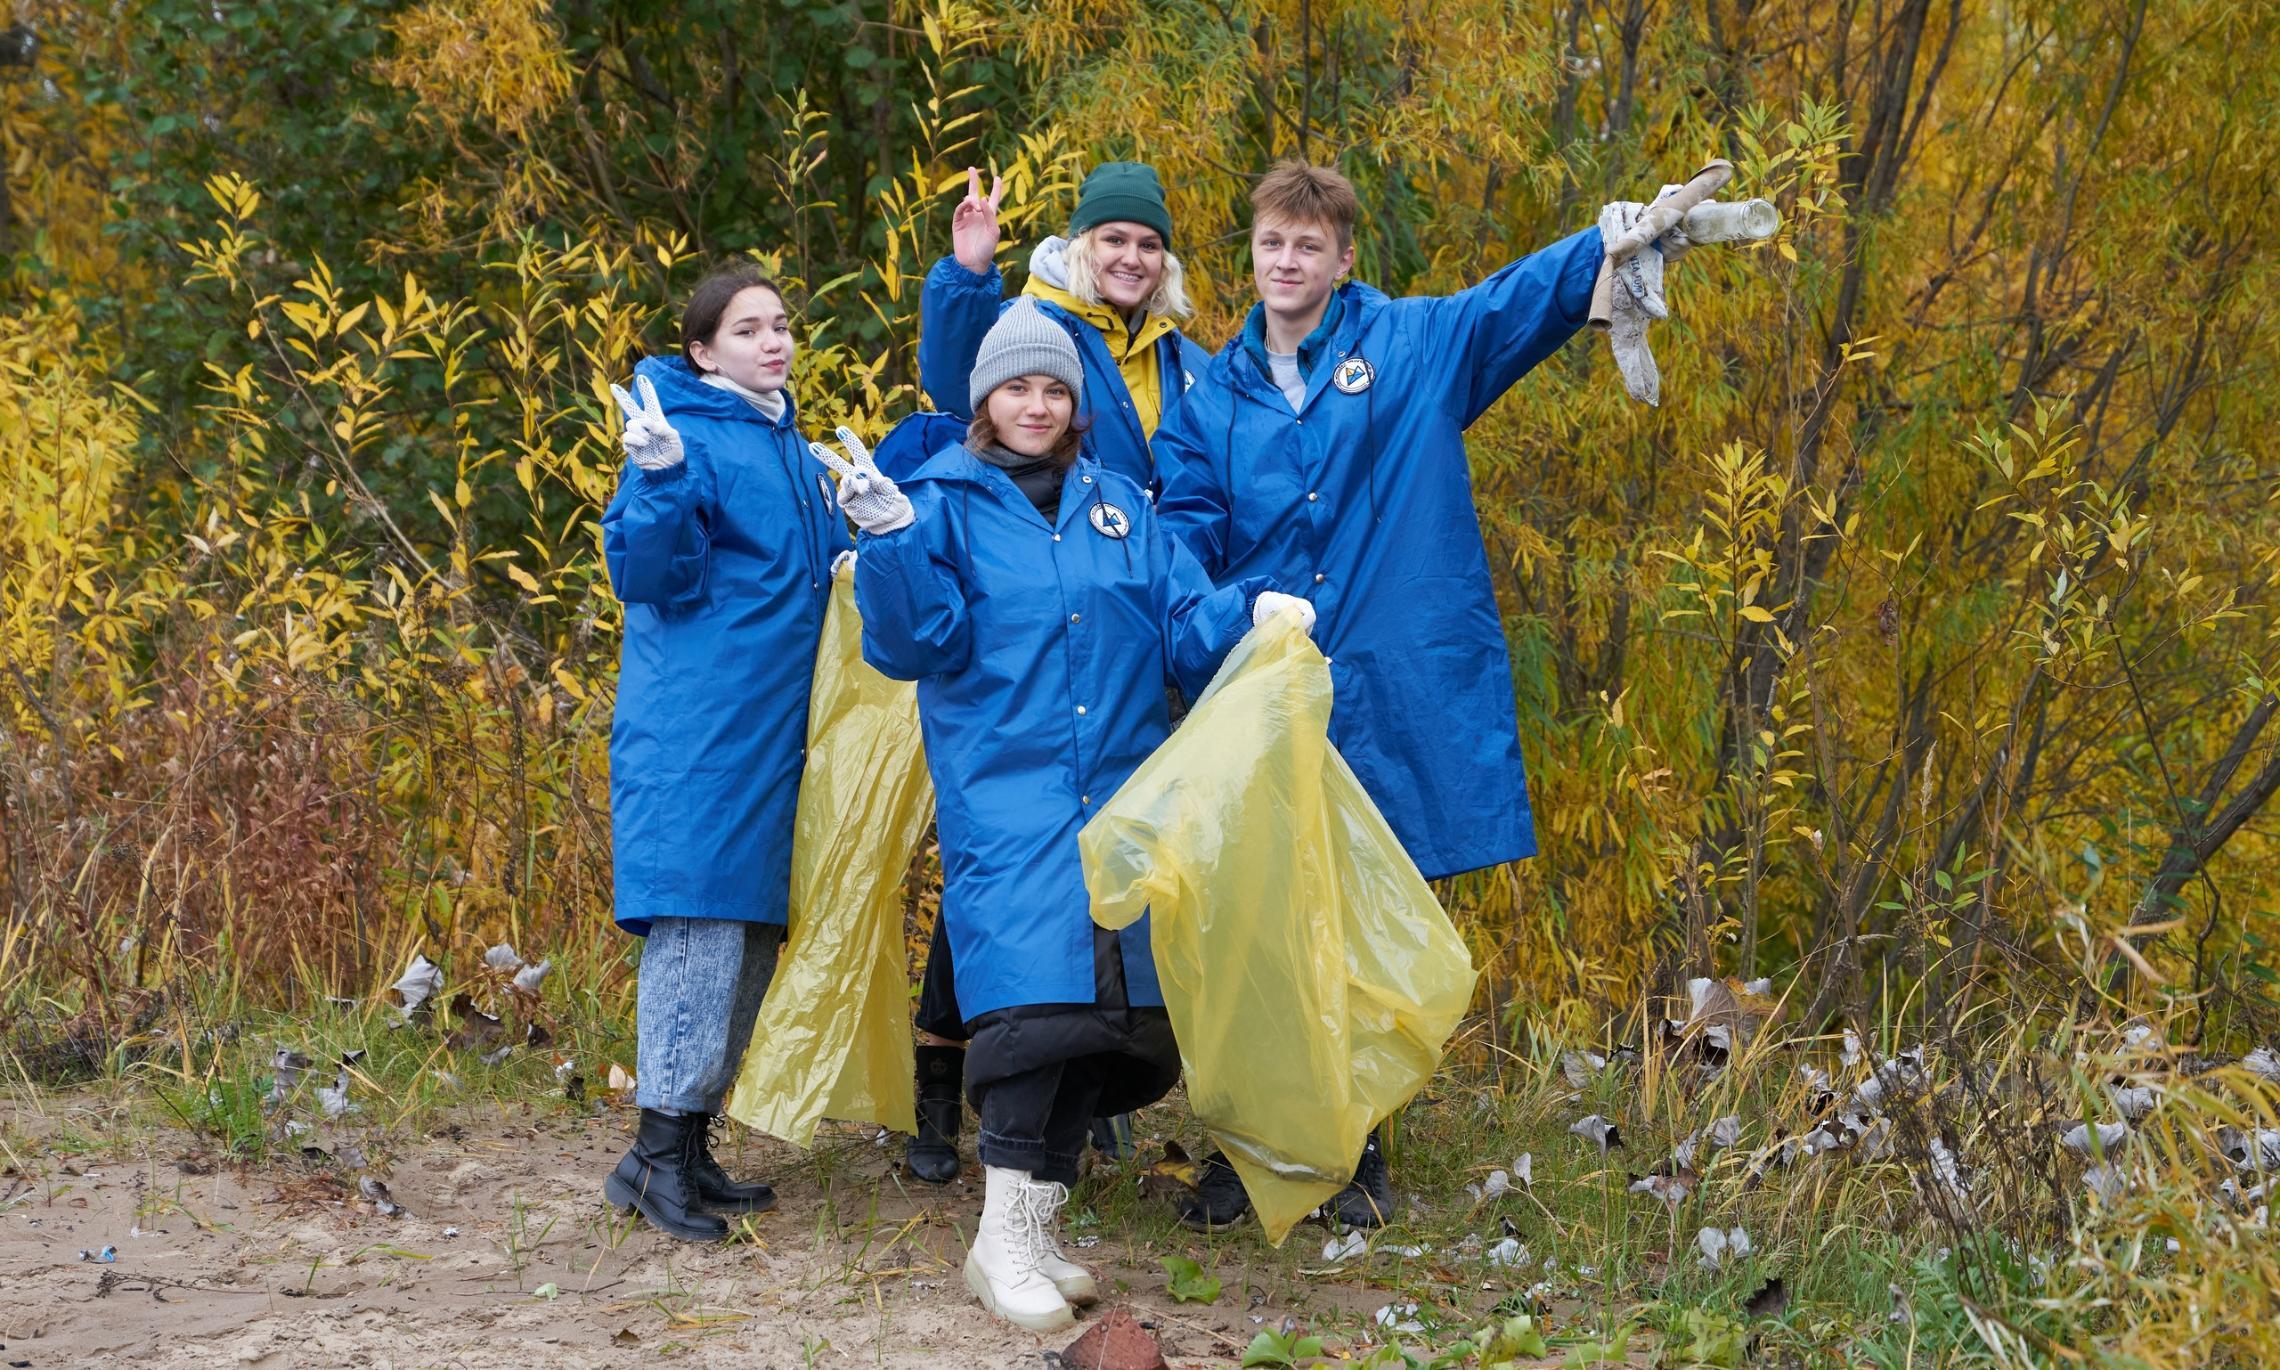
[
  {"x1": 1253, "y1": 591, "x2": 1317, "y2": 635},
  {"x1": 1605, "y1": 186, "x2": 1714, "y2": 403},
  {"x1": 609, "y1": 374, "x2": 685, "y2": 472},
  {"x1": 831, "y1": 549, "x2": 858, "y2": 577},
  {"x1": 807, "y1": 426, "x2": 914, "y2": 535},
  {"x1": 1599, "y1": 199, "x2": 1671, "y2": 406}
]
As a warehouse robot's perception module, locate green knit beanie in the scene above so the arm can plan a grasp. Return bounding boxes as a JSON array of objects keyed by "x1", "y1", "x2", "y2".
[{"x1": 1068, "y1": 161, "x2": 1174, "y2": 249}]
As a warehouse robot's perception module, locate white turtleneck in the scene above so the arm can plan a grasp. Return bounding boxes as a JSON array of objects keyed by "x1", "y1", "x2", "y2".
[{"x1": 700, "y1": 370, "x2": 788, "y2": 423}]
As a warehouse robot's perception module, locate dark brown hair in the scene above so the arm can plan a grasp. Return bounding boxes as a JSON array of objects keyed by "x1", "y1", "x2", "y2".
[
  {"x1": 965, "y1": 408, "x2": 1091, "y2": 467},
  {"x1": 680, "y1": 265, "x2": 787, "y2": 367},
  {"x1": 1251, "y1": 160, "x2": 1360, "y2": 249}
]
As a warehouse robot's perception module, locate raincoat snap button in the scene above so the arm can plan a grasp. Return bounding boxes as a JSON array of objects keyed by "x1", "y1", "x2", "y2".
[
  {"x1": 1314, "y1": 572, "x2": 1326, "y2": 584},
  {"x1": 1082, "y1": 475, "x2": 1093, "y2": 483},
  {"x1": 1307, "y1": 492, "x2": 1319, "y2": 502},
  {"x1": 1070, "y1": 613, "x2": 1081, "y2": 624},
  {"x1": 1052, "y1": 533, "x2": 1063, "y2": 542},
  {"x1": 1076, "y1": 705, "x2": 1088, "y2": 716}
]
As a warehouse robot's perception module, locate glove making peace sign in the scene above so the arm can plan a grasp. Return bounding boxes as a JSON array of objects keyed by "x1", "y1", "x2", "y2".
[
  {"x1": 808, "y1": 426, "x2": 915, "y2": 535},
  {"x1": 610, "y1": 374, "x2": 685, "y2": 472}
]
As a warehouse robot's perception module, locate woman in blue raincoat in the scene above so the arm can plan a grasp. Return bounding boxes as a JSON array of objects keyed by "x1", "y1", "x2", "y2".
[
  {"x1": 598, "y1": 264, "x2": 852, "y2": 1243},
  {"x1": 904, "y1": 160, "x2": 1211, "y2": 1181},
  {"x1": 813, "y1": 300, "x2": 1308, "y2": 1332},
  {"x1": 917, "y1": 162, "x2": 1212, "y2": 493}
]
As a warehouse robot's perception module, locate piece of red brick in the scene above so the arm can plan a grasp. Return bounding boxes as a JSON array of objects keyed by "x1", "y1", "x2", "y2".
[{"x1": 1060, "y1": 1306, "x2": 1169, "y2": 1370}]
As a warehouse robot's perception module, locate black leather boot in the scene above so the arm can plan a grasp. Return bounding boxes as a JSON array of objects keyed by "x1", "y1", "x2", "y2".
[
  {"x1": 906, "y1": 1044, "x2": 964, "y2": 1184},
  {"x1": 687, "y1": 1113, "x2": 777, "y2": 1213},
  {"x1": 603, "y1": 1108, "x2": 730, "y2": 1242}
]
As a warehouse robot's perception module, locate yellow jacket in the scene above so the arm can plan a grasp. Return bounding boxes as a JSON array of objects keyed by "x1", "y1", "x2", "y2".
[{"x1": 1022, "y1": 275, "x2": 1179, "y2": 438}]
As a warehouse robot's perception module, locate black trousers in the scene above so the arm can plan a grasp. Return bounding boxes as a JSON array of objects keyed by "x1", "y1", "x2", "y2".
[
  {"x1": 924, "y1": 897, "x2": 1165, "y2": 1181},
  {"x1": 965, "y1": 1006, "x2": 1178, "y2": 1185},
  {"x1": 914, "y1": 914, "x2": 968, "y2": 1041}
]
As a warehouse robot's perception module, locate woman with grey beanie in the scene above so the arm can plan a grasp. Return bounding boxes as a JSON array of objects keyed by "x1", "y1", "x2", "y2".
[
  {"x1": 810, "y1": 301, "x2": 1313, "y2": 1330},
  {"x1": 901, "y1": 164, "x2": 1207, "y2": 1188}
]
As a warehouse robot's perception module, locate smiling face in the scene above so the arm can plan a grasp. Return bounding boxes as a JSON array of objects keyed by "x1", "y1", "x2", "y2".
[
  {"x1": 687, "y1": 285, "x2": 795, "y2": 392},
  {"x1": 1250, "y1": 213, "x2": 1354, "y2": 330},
  {"x1": 984, "y1": 374, "x2": 1076, "y2": 458},
  {"x1": 1082, "y1": 221, "x2": 1167, "y2": 313}
]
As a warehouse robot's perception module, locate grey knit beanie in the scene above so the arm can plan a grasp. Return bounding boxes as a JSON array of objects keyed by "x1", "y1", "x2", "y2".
[{"x1": 968, "y1": 298, "x2": 1084, "y2": 412}]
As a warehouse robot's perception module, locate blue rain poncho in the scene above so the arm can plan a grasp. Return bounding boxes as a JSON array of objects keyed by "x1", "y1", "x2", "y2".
[{"x1": 1153, "y1": 229, "x2": 1602, "y2": 879}]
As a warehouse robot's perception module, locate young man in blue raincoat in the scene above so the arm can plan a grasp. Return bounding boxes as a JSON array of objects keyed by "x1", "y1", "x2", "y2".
[{"x1": 1152, "y1": 161, "x2": 1604, "y2": 1230}]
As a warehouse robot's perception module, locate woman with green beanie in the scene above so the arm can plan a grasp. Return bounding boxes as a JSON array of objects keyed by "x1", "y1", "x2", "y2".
[
  {"x1": 916, "y1": 161, "x2": 1212, "y2": 494},
  {"x1": 903, "y1": 159, "x2": 1215, "y2": 1187}
]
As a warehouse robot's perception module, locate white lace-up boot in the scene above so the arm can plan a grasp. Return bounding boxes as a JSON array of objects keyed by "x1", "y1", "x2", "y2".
[
  {"x1": 1028, "y1": 1178, "x2": 1099, "y2": 1305},
  {"x1": 965, "y1": 1166, "x2": 1075, "y2": 1331}
]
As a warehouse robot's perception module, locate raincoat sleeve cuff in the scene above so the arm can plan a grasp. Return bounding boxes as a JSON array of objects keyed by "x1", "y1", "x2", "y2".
[
  {"x1": 919, "y1": 256, "x2": 1007, "y2": 418},
  {"x1": 926, "y1": 253, "x2": 1004, "y2": 293},
  {"x1": 852, "y1": 514, "x2": 971, "y2": 680},
  {"x1": 1554, "y1": 225, "x2": 1606, "y2": 323},
  {"x1": 1171, "y1": 574, "x2": 1274, "y2": 697}
]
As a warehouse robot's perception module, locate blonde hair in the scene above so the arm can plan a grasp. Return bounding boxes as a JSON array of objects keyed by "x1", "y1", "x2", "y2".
[
  {"x1": 1063, "y1": 228, "x2": 1194, "y2": 320},
  {"x1": 1252, "y1": 160, "x2": 1360, "y2": 250}
]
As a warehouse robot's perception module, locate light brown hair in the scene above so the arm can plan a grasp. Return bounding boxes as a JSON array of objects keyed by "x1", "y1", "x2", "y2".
[
  {"x1": 965, "y1": 408, "x2": 1091, "y2": 467},
  {"x1": 1250, "y1": 160, "x2": 1360, "y2": 249}
]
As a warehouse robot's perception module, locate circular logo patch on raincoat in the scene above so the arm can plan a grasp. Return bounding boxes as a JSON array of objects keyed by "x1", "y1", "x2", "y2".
[
  {"x1": 1088, "y1": 502, "x2": 1132, "y2": 540},
  {"x1": 1333, "y1": 356, "x2": 1375, "y2": 394}
]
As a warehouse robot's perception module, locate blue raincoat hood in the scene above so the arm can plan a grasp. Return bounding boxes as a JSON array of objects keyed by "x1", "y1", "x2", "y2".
[{"x1": 635, "y1": 355, "x2": 799, "y2": 427}]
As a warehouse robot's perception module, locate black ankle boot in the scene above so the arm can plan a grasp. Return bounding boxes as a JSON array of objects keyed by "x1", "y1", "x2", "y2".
[
  {"x1": 906, "y1": 1044, "x2": 964, "y2": 1184},
  {"x1": 604, "y1": 1108, "x2": 730, "y2": 1242},
  {"x1": 1329, "y1": 1127, "x2": 1393, "y2": 1229},
  {"x1": 687, "y1": 1113, "x2": 777, "y2": 1213}
]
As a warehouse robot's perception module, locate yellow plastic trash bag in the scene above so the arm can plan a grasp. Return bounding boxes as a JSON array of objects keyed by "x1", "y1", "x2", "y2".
[
  {"x1": 1080, "y1": 614, "x2": 1476, "y2": 1243},
  {"x1": 726, "y1": 563, "x2": 932, "y2": 1145}
]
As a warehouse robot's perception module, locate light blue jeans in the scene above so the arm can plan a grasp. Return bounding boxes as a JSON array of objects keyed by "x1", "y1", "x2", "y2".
[{"x1": 635, "y1": 917, "x2": 784, "y2": 1114}]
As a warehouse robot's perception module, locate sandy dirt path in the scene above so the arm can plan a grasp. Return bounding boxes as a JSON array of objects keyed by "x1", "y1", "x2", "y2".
[{"x1": 0, "y1": 1099, "x2": 1395, "y2": 1368}]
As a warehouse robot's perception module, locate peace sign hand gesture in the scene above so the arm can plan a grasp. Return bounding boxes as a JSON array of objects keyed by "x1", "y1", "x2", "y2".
[
  {"x1": 609, "y1": 374, "x2": 686, "y2": 472},
  {"x1": 807, "y1": 425, "x2": 915, "y2": 535},
  {"x1": 951, "y1": 167, "x2": 1006, "y2": 277}
]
